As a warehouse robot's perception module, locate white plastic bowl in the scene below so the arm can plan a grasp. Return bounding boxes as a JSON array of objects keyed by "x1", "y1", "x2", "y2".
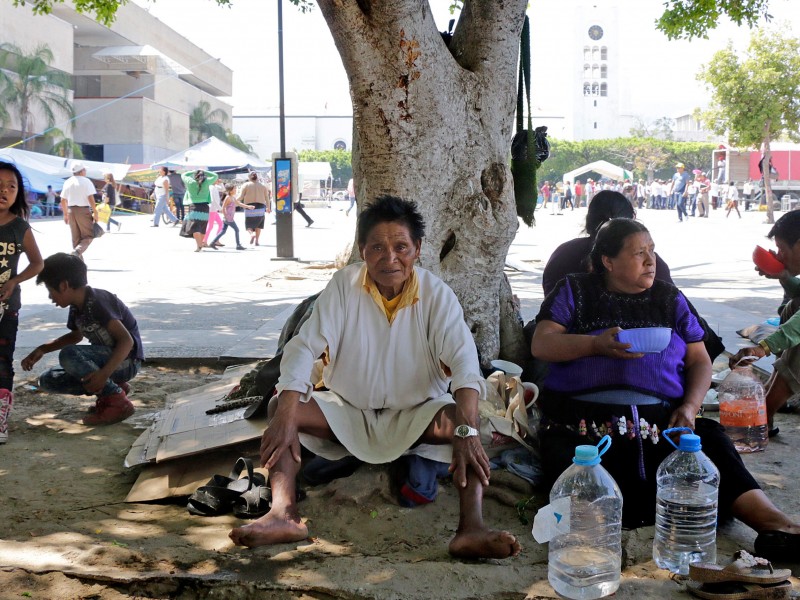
[
  {"x1": 617, "y1": 327, "x2": 672, "y2": 353},
  {"x1": 490, "y1": 359, "x2": 523, "y2": 377}
]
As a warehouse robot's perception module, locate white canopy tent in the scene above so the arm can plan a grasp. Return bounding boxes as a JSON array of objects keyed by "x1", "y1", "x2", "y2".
[
  {"x1": 151, "y1": 137, "x2": 269, "y2": 172},
  {"x1": 563, "y1": 160, "x2": 634, "y2": 184},
  {"x1": 298, "y1": 161, "x2": 333, "y2": 200},
  {"x1": 0, "y1": 147, "x2": 131, "y2": 192}
]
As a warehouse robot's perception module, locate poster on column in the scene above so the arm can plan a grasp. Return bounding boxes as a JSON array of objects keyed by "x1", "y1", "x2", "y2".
[{"x1": 275, "y1": 158, "x2": 292, "y2": 214}]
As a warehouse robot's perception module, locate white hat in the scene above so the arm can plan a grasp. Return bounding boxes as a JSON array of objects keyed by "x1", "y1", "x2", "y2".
[{"x1": 71, "y1": 162, "x2": 86, "y2": 174}]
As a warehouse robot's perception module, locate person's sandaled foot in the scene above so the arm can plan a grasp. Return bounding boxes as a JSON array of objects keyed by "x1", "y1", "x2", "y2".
[
  {"x1": 689, "y1": 550, "x2": 791, "y2": 584},
  {"x1": 686, "y1": 580, "x2": 791, "y2": 600},
  {"x1": 754, "y1": 530, "x2": 800, "y2": 562},
  {"x1": 229, "y1": 510, "x2": 308, "y2": 547},
  {"x1": 448, "y1": 528, "x2": 521, "y2": 559}
]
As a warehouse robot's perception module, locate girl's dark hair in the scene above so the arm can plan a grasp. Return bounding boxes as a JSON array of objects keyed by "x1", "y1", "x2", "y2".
[
  {"x1": 225, "y1": 183, "x2": 236, "y2": 193},
  {"x1": 194, "y1": 170, "x2": 207, "y2": 190},
  {"x1": 357, "y1": 195, "x2": 425, "y2": 246},
  {"x1": 584, "y1": 190, "x2": 634, "y2": 237},
  {"x1": 769, "y1": 210, "x2": 800, "y2": 247},
  {"x1": 0, "y1": 161, "x2": 30, "y2": 219},
  {"x1": 36, "y1": 252, "x2": 88, "y2": 289},
  {"x1": 589, "y1": 218, "x2": 650, "y2": 273}
]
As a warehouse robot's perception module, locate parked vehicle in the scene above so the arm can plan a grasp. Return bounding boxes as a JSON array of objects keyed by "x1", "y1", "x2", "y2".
[{"x1": 712, "y1": 143, "x2": 800, "y2": 208}]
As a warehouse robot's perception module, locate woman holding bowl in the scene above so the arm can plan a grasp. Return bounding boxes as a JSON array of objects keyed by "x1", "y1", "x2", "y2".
[{"x1": 531, "y1": 218, "x2": 800, "y2": 558}]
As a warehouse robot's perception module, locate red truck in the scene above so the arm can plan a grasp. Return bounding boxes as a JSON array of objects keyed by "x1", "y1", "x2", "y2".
[{"x1": 712, "y1": 143, "x2": 800, "y2": 209}]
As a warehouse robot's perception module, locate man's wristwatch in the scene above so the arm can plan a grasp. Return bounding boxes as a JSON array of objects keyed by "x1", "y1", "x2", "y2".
[{"x1": 454, "y1": 424, "x2": 479, "y2": 439}]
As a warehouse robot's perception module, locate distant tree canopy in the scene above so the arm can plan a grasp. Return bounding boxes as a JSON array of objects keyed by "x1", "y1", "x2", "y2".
[
  {"x1": 657, "y1": 0, "x2": 773, "y2": 40},
  {"x1": 538, "y1": 138, "x2": 717, "y2": 183},
  {"x1": 298, "y1": 149, "x2": 352, "y2": 187},
  {"x1": 697, "y1": 27, "x2": 800, "y2": 223}
]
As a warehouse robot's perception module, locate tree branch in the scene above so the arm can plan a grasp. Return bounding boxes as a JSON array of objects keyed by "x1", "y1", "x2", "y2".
[{"x1": 449, "y1": 0, "x2": 527, "y2": 73}]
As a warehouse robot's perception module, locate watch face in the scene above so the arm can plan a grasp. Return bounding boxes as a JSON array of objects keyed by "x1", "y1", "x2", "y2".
[
  {"x1": 588, "y1": 25, "x2": 603, "y2": 41},
  {"x1": 455, "y1": 425, "x2": 469, "y2": 437}
]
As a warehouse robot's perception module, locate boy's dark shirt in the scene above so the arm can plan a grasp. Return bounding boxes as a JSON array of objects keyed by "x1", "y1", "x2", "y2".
[{"x1": 66, "y1": 286, "x2": 144, "y2": 361}]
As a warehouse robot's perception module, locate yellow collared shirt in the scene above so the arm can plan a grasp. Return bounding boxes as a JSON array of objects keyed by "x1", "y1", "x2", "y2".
[{"x1": 361, "y1": 265, "x2": 419, "y2": 324}]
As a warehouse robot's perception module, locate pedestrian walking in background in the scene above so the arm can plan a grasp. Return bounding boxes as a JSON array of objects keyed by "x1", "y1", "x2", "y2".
[
  {"x1": 743, "y1": 179, "x2": 754, "y2": 211},
  {"x1": 203, "y1": 180, "x2": 225, "y2": 247},
  {"x1": 294, "y1": 194, "x2": 314, "y2": 228},
  {"x1": 60, "y1": 163, "x2": 98, "y2": 259},
  {"x1": 726, "y1": 181, "x2": 741, "y2": 218},
  {"x1": 167, "y1": 169, "x2": 186, "y2": 222},
  {"x1": 180, "y1": 169, "x2": 219, "y2": 252},
  {"x1": 102, "y1": 173, "x2": 122, "y2": 232},
  {"x1": 210, "y1": 184, "x2": 254, "y2": 251},
  {"x1": 44, "y1": 185, "x2": 57, "y2": 217},
  {"x1": 345, "y1": 177, "x2": 356, "y2": 216},
  {"x1": 696, "y1": 173, "x2": 710, "y2": 218},
  {"x1": 152, "y1": 166, "x2": 178, "y2": 227},
  {"x1": 238, "y1": 172, "x2": 271, "y2": 246}
]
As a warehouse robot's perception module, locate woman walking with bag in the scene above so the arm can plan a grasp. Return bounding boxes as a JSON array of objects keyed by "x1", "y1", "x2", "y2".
[
  {"x1": 181, "y1": 169, "x2": 219, "y2": 252},
  {"x1": 102, "y1": 173, "x2": 122, "y2": 232}
]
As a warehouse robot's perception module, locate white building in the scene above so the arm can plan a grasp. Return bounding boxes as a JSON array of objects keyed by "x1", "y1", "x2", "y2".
[
  {"x1": 233, "y1": 115, "x2": 352, "y2": 159},
  {"x1": 0, "y1": 0, "x2": 232, "y2": 163}
]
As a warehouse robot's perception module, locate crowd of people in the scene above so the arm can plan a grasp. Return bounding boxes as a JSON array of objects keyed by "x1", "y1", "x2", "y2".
[{"x1": 540, "y1": 168, "x2": 762, "y2": 221}]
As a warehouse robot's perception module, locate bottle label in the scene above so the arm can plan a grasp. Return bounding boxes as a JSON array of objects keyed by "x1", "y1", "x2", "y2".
[
  {"x1": 719, "y1": 398, "x2": 767, "y2": 427},
  {"x1": 532, "y1": 497, "x2": 571, "y2": 543}
]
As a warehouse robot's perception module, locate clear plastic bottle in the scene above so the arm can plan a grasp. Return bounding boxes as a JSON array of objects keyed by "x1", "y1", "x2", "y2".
[
  {"x1": 544, "y1": 436, "x2": 623, "y2": 600},
  {"x1": 653, "y1": 428, "x2": 720, "y2": 575},
  {"x1": 718, "y1": 364, "x2": 768, "y2": 452}
]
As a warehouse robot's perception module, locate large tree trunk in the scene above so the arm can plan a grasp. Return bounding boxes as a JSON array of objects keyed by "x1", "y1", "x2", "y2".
[{"x1": 317, "y1": 0, "x2": 528, "y2": 365}]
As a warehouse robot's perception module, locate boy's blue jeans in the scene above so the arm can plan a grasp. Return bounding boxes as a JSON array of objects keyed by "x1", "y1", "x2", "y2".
[{"x1": 38, "y1": 345, "x2": 140, "y2": 397}]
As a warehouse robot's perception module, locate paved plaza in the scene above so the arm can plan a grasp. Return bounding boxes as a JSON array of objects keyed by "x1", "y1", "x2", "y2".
[{"x1": 16, "y1": 202, "x2": 787, "y2": 378}]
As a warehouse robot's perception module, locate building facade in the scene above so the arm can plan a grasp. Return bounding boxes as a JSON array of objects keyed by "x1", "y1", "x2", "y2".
[{"x1": 0, "y1": 0, "x2": 232, "y2": 163}]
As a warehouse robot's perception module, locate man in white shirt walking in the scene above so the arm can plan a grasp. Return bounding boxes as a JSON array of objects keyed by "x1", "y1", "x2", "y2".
[{"x1": 60, "y1": 162, "x2": 99, "y2": 258}]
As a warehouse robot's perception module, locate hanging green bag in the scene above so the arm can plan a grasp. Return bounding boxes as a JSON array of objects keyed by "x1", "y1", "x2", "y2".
[{"x1": 510, "y1": 16, "x2": 548, "y2": 226}]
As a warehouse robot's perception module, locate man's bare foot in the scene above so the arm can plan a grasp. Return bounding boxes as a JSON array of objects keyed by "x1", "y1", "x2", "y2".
[
  {"x1": 229, "y1": 511, "x2": 308, "y2": 548},
  {"x1": 449, "y1": 527, "x2": 521, "y2": 559}
]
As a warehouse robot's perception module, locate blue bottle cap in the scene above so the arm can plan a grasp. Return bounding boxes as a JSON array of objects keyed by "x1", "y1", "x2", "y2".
[
  {"x1": 573, "y1": 444, "x2": 599, "y2": 465},
  {"x1": 678, "y1": 433, "x2": 701, "y2": 452}
]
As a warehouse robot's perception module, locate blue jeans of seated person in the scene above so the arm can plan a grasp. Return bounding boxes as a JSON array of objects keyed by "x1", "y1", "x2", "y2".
[{"x1": 38, "y1": 345, "x2": 140, "y2": 397}]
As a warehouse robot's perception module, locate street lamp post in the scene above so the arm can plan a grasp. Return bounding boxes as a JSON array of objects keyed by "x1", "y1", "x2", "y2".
[{"x1": 274, "y1": 0, "x2": 295, "y2": 259}]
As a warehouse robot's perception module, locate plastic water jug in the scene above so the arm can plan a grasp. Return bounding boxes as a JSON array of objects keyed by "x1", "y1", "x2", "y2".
[
  {"x1": 653, "y1": 428, "x2": 720, "y2": 574},
  {"x1": 532, "y1": 435, "x2": 622, "y2": 600},
  {"x1": 718, "y1": 363, "x2": 768, "y2": 452}
]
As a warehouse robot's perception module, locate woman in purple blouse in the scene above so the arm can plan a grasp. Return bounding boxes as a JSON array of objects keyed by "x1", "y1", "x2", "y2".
[{"x1": 531, "y1": 219, "x2": 800, "y2": 558}]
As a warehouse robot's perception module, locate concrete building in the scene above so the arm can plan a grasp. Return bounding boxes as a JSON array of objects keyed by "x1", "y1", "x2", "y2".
[
  {"x1": 0, "y1": 0, "x2": 232, "y2": 164},
  {"x1": 233, "y1": 115, "x2": 352, "y2": 159}
]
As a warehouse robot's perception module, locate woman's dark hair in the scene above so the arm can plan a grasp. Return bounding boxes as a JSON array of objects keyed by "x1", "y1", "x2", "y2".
[
  {"x1": 768, "y1": 210, "x2": 800, "y2": 247},
  {"x1": 36, "y1": 252, "x2": 88, "y2": 289},
  {"x1": 589, "y1": 218, "x2": 650, "y2": 273},
  {"x1": 357, "y1": 195, "x2": 425, "y2": 246},
  {"x1": 584, "y1": 190, "x2": 634, "y2": 237},
  {"x1": 194, "y1": 170, "x2": 207, "y2": 190},
  {"x1": 159, "y1": 166, "x2": 168, "y2": 176},
  {"x1": 0, "y1": 161, "x2": 30, "y2": 219}
]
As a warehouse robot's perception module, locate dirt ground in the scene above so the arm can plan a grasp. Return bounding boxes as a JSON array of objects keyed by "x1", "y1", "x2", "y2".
[{"x1": 0, "y1": 364, "x2": 798, "y2": 600}]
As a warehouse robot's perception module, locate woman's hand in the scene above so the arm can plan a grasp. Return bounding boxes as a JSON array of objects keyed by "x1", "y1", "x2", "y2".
[
  {"x1": 729, "y1": 346, "x2": 766, "y2": 369},
  {"x1": 0, "y1": 279, "x2": 17, "y2": 303},
  {"x1": 259, "y1": 393, "x2": 301, "y2": 469},
  {"x1": 591, "y1": 327, "x2": 644, "y2": 359},
  {"x1": 668, "y1": 402, "x2": 698, "y2": 430},
  {"x1": 449, "y1": 435, "x2": 491, "y2": 488}
]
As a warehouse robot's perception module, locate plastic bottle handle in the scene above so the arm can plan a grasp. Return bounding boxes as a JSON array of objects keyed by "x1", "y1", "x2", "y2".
[
  {"x1": 662, "y1": 427, "x2": 692, "y2": 450},
  {"x1": 596, "y1": 434, "x2": 611, "y2": 457}
]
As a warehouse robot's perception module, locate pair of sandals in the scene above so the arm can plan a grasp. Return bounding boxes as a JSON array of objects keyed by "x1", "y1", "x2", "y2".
[
  {"x1": 687, "y1": 550, "x2": 793, "y2": 599},
  {"x1": 187, "y1": 457, "x2": 272, "y2": 519}
]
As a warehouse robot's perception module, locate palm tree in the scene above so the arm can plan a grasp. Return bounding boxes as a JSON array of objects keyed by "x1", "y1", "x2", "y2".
[
  {"x1": 189, "y1": 101, "x2": 229, "y2": 145},
  {"x1": 0, "y1": 43, "x2": 74, "y2": 150},
  {"x1": 45, "y1": 127, "x2": 84, "y2": 159},
  {"x1": 225, "y1": 130, "x2": 254, "y2": 154}
]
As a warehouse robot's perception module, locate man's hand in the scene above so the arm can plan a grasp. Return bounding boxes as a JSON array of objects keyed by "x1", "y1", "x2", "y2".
[
  {"x1": 729, "y1": 346, "x2": 765, "y2": 369},
  {"x1": 21, "y1": 347, "x2": 44, "y2": 371},
  {"x1": 259, "y1": 393, "x2": 301, "y2": 469},
  {"x1": 449, "y1": 435, "x2": 491, "y2": 488},
  {"x1": 0, "y1": 280, "x2": 17, "y2": 303}
]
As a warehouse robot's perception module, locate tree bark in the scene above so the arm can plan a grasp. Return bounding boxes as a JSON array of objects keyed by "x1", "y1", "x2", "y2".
[{"x1": 317, "y1": 0, "x2": 528, "y2": 365}]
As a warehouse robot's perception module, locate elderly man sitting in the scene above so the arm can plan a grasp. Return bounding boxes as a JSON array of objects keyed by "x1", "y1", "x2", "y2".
[{"x1": 229, "y1": 195, "x2": 520, "y2": 560}]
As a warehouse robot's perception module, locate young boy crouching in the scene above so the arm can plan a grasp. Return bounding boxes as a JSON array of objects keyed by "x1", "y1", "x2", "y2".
[{"x1": 21, "y1": 253, "x2": 143, "y2": 425}]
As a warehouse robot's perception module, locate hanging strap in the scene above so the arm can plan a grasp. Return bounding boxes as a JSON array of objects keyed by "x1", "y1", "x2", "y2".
[{"x1": 516, "y1": 16, "x2": 533, "y2": 135}]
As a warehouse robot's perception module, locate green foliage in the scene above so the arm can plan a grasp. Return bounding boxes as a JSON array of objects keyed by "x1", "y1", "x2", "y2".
[
  {"x1": 189, "y1": 101, "x2": 229, "y2": 146},
  {"x1": 697, "y1": 28, "x2": 800, "y2": 148},
  {"x1": 0, "y1": 43, "x2": 74, "y2": 149},
  {"x1": 45, "y1": 127, "x2": 84, "y2": 158},
  {"x1": 657, "y1": 0, "x2": 772, "y2": 40},
  {"x1": 225, "y1": 131, "x2": 254, "y2": 154},
  {"x1": 14, "y1": 0, "x2": 314, "y2": 25},
  {"x1": 298, "y1": 149, "x2": 352, "y2": 186},
  {"x1": 538, "y1": 137, "x2": 717, "y2": 183}
]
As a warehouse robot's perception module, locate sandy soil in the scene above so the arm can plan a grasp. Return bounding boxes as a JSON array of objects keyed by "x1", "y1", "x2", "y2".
[{"x1": 0, "y1": 364, "x2": 798, "y2": 600}]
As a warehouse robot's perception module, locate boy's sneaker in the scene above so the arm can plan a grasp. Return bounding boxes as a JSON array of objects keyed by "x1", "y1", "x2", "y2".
[
  {"x1": 83, "y1": 391, "x2": 134, "y2": 426},
  {"x1": 0, "y1": 388, "x2": 13, "y2": 443},
  {"x1": 117, "y1": 381, "x2": 130, "y2": 395}
]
